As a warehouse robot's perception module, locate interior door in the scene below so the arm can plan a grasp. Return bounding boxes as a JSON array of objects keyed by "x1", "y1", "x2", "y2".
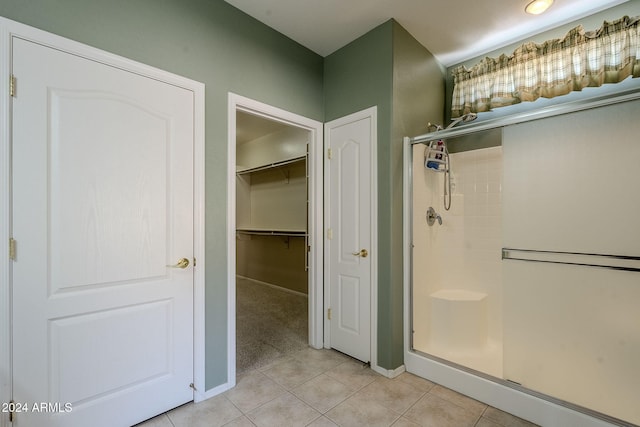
[
  {"x1": 325, "y1": 109, "x2": 375, "y2": 363},
  {"x1": 11, "y1": 37, "x2": 194, "y2": 427}
]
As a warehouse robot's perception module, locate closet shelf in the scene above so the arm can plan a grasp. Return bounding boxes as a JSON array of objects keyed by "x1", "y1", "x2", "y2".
[
  {"x1": 236, "y1": 228, "x2": 307, "y2": 237},
  {"x1": 236, "y1": 155, "x2": 306, "y2": 175}
]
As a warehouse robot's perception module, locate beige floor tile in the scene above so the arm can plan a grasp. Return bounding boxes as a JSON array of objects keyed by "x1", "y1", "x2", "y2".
[
  {"x1": 482, "y1": 407, "x2": 539, "y2": 427},
  {"x1": 257, "y1": 355, "x2": 296, "y2": 373},
  {"x1": 325, "y1": 394, "x2": 400, "y2": 427},
  {"x1": 306, "y1": 415, "x2": 339, "y2": 426},
  {"x1": 292, "y1": 347, "x2": 350, "y2": 371},
  {"x1": 392, "y1": 372, "x2": 435, "y2": 392},
  {"x1": 223, "y1": 415, "x2": 258, "y2": 426},
  {"x1": 391, "y1": 417, "x2": 421, "y2": 427},
  {"x1": 225, "y1": 370, "x2": 287, "y2": 412},
  {"x1": 246, "y1": 392, "x2": 321, "y2": 427},
  {"x1": 429, "y1": 385, "x2": 487, "y2": 416},
  {"x1": 292, "y1": 373, "x2": 357, "y2": 413},
  {"x1": 167, "y1": 395, "x2": 242, "y2": 427},
  {"x1": 325, "y1": 359, "x2": 380, "y2": 390},
  {"x1": 262, "y1": 357, "x2": 325, "y2": 389},
  {"x1": 134, "y1": 414, "x2": 173, "y2": 427},
  {"x1": 403, "y1": 394, "x2": 481, "y2": 427},
  {"x1": 474, "y1": 417, "x2": 502, "y2": 427},
  {"x1": 355, "y1": 377, "x2": 426, "y2": 414},
  {"x1": 136, "y1": 349, "x2": 539, "y2": 427}
]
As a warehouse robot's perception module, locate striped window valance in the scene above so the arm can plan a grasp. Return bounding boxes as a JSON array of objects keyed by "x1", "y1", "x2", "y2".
[{"x1": 451, "y1": 15, "x2": 640, "y2": 118}]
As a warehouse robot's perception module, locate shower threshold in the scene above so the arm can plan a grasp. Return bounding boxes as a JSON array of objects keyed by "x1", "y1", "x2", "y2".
[{"x1": 414, "y1": 340, "x2": 503, "y2": 378}]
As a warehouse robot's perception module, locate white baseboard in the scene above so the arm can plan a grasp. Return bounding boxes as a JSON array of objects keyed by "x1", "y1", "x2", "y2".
[
  {"x1": 236, "y1": 275, "x2": 308, "y2": 298},
  {"x1": 371, "y1": 363, "x2": 406, "y2": 379}
]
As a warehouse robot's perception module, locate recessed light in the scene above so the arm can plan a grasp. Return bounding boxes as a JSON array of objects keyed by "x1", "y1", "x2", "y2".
[{"x1": 525, "y1": 0, "x2": 554, "y2": 15}]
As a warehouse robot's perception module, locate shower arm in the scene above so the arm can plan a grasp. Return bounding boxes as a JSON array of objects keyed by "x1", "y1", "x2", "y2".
[
  {"x1": 427, "y1": 113, "x2": 478, "y2": 133},
  {"x1": 445, "y1": 113, "x2": 478, "y2": 129}
]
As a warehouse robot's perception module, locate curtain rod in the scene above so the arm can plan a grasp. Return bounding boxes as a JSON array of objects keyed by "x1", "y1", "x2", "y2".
[{"x1": 410, "y1": 87, "x2": 640, "y2": 145}]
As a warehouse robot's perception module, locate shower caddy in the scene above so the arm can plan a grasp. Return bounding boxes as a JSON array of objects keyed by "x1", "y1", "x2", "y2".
[{"x1": 424, "y1": 123, "x2": 453, "y2": 211}]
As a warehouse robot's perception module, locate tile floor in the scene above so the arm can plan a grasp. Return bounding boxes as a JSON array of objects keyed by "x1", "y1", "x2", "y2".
[{"x1": 138, "y1": 347, "x2": 538, "y2": 427}]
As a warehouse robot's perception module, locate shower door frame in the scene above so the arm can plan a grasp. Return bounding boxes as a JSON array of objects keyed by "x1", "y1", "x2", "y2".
[{"x1": 402, "y1": 86, "x2": 640, "y2": 427}]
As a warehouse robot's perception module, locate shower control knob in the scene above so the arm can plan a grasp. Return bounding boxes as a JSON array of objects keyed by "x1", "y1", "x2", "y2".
[{"x1": 426, "y1": 207, "x2": 442, "y2": 226}]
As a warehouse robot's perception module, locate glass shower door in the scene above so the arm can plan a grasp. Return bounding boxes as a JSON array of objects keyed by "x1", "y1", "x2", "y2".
[{"x1": 501, "y1": 100, "x2": 640, "y2": 425}]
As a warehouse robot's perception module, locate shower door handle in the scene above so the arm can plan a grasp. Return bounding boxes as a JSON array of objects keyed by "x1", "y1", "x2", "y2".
[{"x1": 352, "y1": 249, "x2": 368, "y2": 258}]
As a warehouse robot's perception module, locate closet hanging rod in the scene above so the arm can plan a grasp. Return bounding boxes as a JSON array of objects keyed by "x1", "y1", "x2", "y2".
[
  {"x1": 236, "y1": 155, "x2": 306, "y2": 175},
  {"x1": 236, "y1": 228, "x2": 307, "y2": 237},
  {"x1": 501, "y1": 247, "x2": 640, "y2": 273}
]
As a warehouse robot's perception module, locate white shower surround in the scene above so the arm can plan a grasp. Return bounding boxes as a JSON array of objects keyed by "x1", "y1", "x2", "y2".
[
  {"x1": 412, "y1": 145, "x2": 503, "y2": 377},
  {"x1": 404, "y1": 93, "x2": 640, "y2": 427}
]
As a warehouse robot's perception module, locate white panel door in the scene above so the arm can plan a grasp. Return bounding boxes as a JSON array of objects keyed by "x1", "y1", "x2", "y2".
[
  {"x1": 11, "y1": 37, "x2": 194, "y2": 427},
  {"x1": 325, "y1": 110, "x2": 374, "y2": 363}
]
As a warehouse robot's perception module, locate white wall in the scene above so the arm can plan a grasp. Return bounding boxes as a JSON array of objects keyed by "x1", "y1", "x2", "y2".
[
  {"x1": 235, "y1": 123, "x2": 310, "y2": 293},
  {"x1": 236, "y1": 161, "x2": 307, "y2": 231}
]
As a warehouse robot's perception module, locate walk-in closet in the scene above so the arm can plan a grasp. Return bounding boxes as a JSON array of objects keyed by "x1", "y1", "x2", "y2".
[{"x1": 235, "y1": 111, "x2": 310, "y2": 373}]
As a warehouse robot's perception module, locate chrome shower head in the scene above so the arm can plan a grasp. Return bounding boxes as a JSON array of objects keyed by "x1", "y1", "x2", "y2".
[
  {"x1": 461, "y1": 112, "x2": 478, "y2": 122},
  {"x1": 445, "y1": 112, "x2": 477, "y2": 129}
]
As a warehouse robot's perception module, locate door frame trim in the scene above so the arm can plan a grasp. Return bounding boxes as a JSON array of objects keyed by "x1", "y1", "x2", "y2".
[
  {"x1": 0, "y1": 18, "x2": 207, "y2": 424},
  {"x1": 323, "y1": 106, "x2": 378, "y2": 369},
  {"x1": 0, "y1": 20, "x2": 11, "y2": 427},
  {"x1": 226, "y1": 93, "x2": 325, "y2": 383}
]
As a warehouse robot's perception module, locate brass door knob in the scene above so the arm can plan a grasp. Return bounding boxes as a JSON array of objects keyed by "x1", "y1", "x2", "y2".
[
  {"x1": 167, "y1": 258, "x2": 190, "y2": 269},
  {"x1": 351, "y1": 249, "x2": 368, "y2": 258}
]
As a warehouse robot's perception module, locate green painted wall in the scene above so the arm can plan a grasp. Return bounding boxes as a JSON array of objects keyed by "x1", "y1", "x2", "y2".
[
  {"x1": 1, "y1": 0, "x2": 447, "y2": 386},
  {"x1": 0, "y1": 0, "x2": 324, "y2": 390},
  {"x1": 324, "y1": 20, "x2": 444, "y2": 369},
  {"x1": 324, "y1": 21, "x2": 395, "y2": 368},
  {"x1": 390, "y1": 22, "x2": 444, "y2": 367}
]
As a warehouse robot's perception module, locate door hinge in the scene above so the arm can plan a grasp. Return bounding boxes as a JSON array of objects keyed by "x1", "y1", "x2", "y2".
[
  {"x1": 327, "y1": 228, "x2": 332, "y2": 240},
  {"x1": 8, "y1": 399, "x2": 15, "y2": 422},
  {"x1": 327, "y1": 308, "x2": 332, "y2": 320},
  {"x1": 327, "y1": 148, "x2": 332, "y2": 159},
  {"x1": 9, "y1": 75, "x2": 16, "y2": 97},
  {"x1": 307, "y1": 245, "x2": 311, "y2": 253},
  {"x1": 9, "y1": 238, "x2": 16, "y2": 261}
]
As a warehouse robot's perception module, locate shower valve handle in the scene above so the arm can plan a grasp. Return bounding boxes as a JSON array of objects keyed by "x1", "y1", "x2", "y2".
[{"x1": 426, "y1": 207, "x2": 442, "y2": 226}]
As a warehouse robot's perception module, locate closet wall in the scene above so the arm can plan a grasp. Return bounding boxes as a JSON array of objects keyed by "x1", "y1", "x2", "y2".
[{"x1": 236, "y1": 112, "x2": 310, "y2": 294}]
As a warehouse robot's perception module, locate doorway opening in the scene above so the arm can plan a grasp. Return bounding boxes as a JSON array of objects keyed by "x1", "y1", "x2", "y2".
[{"x1": 227, "y1": 94, "x2": 324, "y2": 378}]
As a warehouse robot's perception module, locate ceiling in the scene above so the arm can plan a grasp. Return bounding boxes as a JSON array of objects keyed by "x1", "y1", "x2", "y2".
[{"x1": 225, "y1": 0, "x2": 628, "y2": 66}]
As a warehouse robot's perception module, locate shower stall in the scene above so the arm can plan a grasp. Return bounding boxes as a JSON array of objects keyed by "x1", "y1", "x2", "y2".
[{"x1": 403, "y1": 93, "x2": 640, "y2": 427}]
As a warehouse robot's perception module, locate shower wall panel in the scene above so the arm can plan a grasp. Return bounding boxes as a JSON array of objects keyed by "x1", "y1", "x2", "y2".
[{"x1": 412, "y1": 143, "x2": 503, "y2": 376}]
